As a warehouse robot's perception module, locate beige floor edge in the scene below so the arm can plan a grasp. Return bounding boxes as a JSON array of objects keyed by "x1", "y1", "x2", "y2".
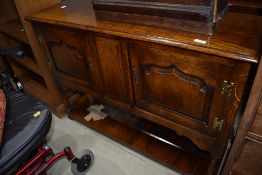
[{"x1": 46, "y1": 115, "x2": 180, "y2": 175}]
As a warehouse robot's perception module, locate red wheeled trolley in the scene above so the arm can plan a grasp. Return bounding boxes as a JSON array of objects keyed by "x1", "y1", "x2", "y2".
[{"x1": 16, "y1": 145, "x2": 94, "y2": 175}]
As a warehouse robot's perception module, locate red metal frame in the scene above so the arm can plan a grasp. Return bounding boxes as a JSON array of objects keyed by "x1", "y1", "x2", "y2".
[
  {"x1": 27, "y1": 159, "x2": 45, "y2": 175},
  {"x1": 16, "y1": 145, "x2": 75, "y2": 175}
]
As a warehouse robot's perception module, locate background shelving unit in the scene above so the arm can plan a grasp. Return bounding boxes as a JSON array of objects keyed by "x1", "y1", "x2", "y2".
[
  {"x1": 0, "y1": 19, "x2": 29, "y2": 44},
  {"x1": 0, "y1": 0, "x2": 65, "y2": 117}
]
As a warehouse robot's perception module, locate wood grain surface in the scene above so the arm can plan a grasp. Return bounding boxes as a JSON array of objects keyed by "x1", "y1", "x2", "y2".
[{"x1": 27, "y1": 0, "x2": 262, "y2": 63}]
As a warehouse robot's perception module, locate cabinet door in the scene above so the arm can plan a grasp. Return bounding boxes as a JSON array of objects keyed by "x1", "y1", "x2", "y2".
[
  {"x1": 95, "y1": 36, "x2": 133, "y2": 106},
  {"x1": 39, "y1": 25, "x2": 100, "y2": 93},
  {"x1": 130, "y1": 43, "x2": 235, "y2": 139}
]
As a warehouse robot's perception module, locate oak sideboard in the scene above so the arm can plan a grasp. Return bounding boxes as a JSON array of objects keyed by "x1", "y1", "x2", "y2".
[{"x1": 27, "y1": 0, "x2": 262, "y2": 174}]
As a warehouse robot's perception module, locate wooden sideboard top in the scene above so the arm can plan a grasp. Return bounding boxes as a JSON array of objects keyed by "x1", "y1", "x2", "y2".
[{"x1": 27, "y1": 0, "x2": 262, "y2": 63}]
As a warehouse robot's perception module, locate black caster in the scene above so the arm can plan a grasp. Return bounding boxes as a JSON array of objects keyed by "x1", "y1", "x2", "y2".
[{"x1": 71, "y1": 149, "x2": 94, "y2": 175}]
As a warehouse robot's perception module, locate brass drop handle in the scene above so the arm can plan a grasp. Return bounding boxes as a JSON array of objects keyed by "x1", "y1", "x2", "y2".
[
  {"x1": 221, "y1": 80, "x2": 234, "y2": 97},
  {"x1": 213, "y1": 118, "x2": 224, "y2": 131},
  {"x1": 132, "y1": 68, "x2": 138, "y2": 84},
  {"x1": 87, "y1": 59, "x2": 94, "y2": 72}
]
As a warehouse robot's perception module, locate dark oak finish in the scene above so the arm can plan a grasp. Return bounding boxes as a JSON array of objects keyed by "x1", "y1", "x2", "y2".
[
  {"x1": 129, "y1": 43, "x2": 237, "y2": 148},
  {"x1": 222, "y1": 57, "x2": 262, "y2": 175},
  {"x1": 95, "y1": 35, "x2": 133, "y2": 106},
  {"x1": 26, "y1": 0, "x2": 262, "y2": 174},
  {"x1": 37, "y1": 25, "x2": 102, "y2": 96},
  {"x1": 40, "y1": 26, "x2": 89, "y2": 81}
]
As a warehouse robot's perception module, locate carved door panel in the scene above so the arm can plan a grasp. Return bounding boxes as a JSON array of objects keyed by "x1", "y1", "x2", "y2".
[
  {"x1": 130, "y1": 43, "x2": 235, "y2": 138},
  {"x1": 141, "y1": 65, "x2": 212, "y2": 120},
  {"x1": 94, "y1": 35, "x2": 133, "y2": 106},
  {"x1": 39, "y1": 26, "x2": 100, "y2": 93},
  {"x1": 47, "y1": 40, "x2": 87, "y2": 80}
]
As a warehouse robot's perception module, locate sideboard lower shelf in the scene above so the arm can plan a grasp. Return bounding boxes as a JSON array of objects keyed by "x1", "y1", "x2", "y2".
[{"x1": 71, "y1": 102, "x2": 210, "y2": 175}]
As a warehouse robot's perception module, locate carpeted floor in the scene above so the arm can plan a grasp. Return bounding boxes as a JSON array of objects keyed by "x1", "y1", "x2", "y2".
[{"x1": 46, "y1": 115, "x2": 180, "y2": 175}]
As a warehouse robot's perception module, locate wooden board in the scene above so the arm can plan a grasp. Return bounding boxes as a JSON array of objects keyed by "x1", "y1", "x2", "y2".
[
  {"x1": 14, "y1": 0, "x2": 66, "y2": 117},
  {"x1": 27, "y1": 0, "x2": 262, "y2": 63}
]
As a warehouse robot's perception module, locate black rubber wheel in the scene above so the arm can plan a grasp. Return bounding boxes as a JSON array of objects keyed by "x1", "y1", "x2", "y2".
[{"x1": 71, "y1": 149, "x2": 94, "y2": 175}]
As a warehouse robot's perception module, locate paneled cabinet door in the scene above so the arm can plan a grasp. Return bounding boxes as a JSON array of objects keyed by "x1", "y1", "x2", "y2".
[
  {"x1": 94, "y1": 36, "x2": 133, "y2": 107},
  {"x1": 129, "y1": 43, "x2": 236, "y2": 144},
  {"x1": 39, "y1": 26, "x2": 100, "y2": 93}
]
